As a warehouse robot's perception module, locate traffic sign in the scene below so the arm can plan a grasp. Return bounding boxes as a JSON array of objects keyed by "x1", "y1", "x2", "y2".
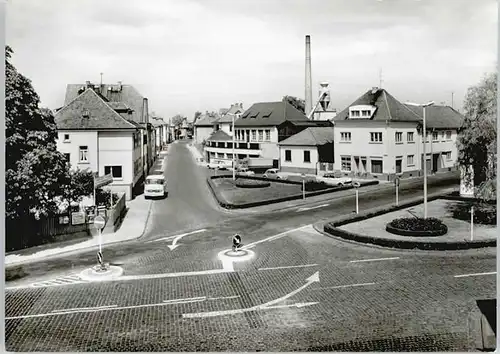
[
  {"x1": 301, "y1": 173, "x2": 306, "y2": 178},
  {"x1": 94, "y1": 215, "x2": 106, "y2": 228},
  {"x1": 353, "y1": 181, "x2": 361, "y2": 188},
  {"x1": 394, "y1": 177, "x2": 400, "y2": 187}
]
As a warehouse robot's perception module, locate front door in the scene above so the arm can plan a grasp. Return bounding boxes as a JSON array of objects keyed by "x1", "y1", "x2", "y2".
[
  {"x1": 432, "y1": 154, "x2": 439, "y2": 173},
  {"x1": 395, "y1": 158, "x2": 402, "y2": 174},
  {"x1": 361, "y1": 157, "x2": 367, "y2": 173},
  {"x1": 353, "y1": 156, "x2": 360, "y2": 174}
]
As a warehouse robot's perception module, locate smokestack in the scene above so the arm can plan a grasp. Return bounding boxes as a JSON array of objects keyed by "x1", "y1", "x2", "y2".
[
  {"x1": 305, "y1": 35, "x2": 313, "y2": 119},
  {"x1": 142, "y1": 98, "x2": 149, "y2": 124}
]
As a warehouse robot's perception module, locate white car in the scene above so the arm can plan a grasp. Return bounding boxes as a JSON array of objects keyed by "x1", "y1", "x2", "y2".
[
  {"x1": 207, "y1": 160, "x2": 229, "y2": 170},
  {"x1": 236, "y1": 167, "x2": 255, "y2": 176},
  {"x1": 144, "y1": 175, "x2": 168, "y2": 199},
  {"x1": 263, "y1": 168, "x2": 288, "y2": 180},
  {"x1": 316, "y1": 173, "x2": 353, "y2": 186}
]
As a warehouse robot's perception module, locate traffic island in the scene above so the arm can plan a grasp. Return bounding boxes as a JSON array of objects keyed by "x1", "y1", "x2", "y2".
[
  {"x1": 79, "y1": 264, "x2": 124, "y2": 282},
  {"x1": 207, "y1": 175, "x2": 379, "y2": 209},
  {"x1": 321, "y1": 194, "x2": 497, "y2": 251}
]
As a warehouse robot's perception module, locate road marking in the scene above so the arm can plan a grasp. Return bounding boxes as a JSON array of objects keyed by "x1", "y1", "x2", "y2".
[
  {"x1": 264, "y1": 302, "x2": 319, "y2": 310},
  {"x1": 168, "y1": 229, "x2": 207, "y2": 250},
  {"x1": 117, "y1": 268, "x2": 231, "y2": 282},
  {"x1": 243, "y1": 224, "x2": 312, "y2": 250},
  {"x1": 163, "y1": 296, "x2": 207, "y2": 304},
  {"x1": 51, "y1": 305, "x2": 117, "y2": 313},
  {"x1": 349, "y1": 257, "x2": 400, "y2": 263},
  {"x1": 453, "y1": 271, "x2": 497, "y2": 278},
  {"x1": 146, "y1": 235, "x2": 176, "y2": 243},
  {"x1": 258, "y1": 264, "x2": 318, "y2": 271},
  {"x1": 183, "y1": 271, "x2": 320, "y2": 319},
  {"x1": 296, "y1": 204, "x2": 329, "y2": 212},
  {"x1": 313, "y1": 282, "x2": 377, "y2": 291}
]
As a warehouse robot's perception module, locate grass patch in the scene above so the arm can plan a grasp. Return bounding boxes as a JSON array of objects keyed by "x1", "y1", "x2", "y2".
[{"x1": 217, "y1": 178, "x2": 302, "y2": 204}]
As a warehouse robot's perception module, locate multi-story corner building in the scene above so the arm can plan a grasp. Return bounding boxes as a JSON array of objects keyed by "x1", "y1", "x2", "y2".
[
  {"x1": 64, "y1": 81, "x2": 155, "y2": 179},
  {"x1": 204, "y1": 100, "x2": 332, "y2": 168},
  {"x1": 193, "y1": 112, "x2": 219, "y2": 145},
  {"x1": 332, "y1": 87, "x2": 464, "y2": 181},
  {"x1": 55, "y1": 88, "x2": 143, "y2": 200}
]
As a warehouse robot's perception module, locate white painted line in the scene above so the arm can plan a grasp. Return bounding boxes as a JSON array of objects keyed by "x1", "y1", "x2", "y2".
[
  {"x1": 349, "y1": 257, "x2": 400, "y2": 263},
  {"x1": 258, "y1": 264, "x2": 318, "y2": 271},
  {"x1": 313, "y1": 282, "x2": 377, "y2": 291},
  {"x1": 243, "y1": 224, "x2": 312, "y2": 250},
  {"x1": 454, "y1": 271, "x2": 497, "y2": 278},
  {"x1": 146, "y1": 235, "x2": 176, "y2": 243},
  {"x1": 168, "y1": 228, "x2": 207, "y2": 250},
  {"x1": 117, "y1": 268, "x2": 230, "y2": 282},
  {"x1": 296, "y1": 204, "x2": 329, "y2": 212},
  {"x1": 208, "y1": 295, "x2": 240, "y2": 301},
  {"x1": 51, "y1": 305, "x2": 117, "y2": 313},
  {"x1": 148, "y1": 229, "x2": 207, "y2": 246},
  {"x1": 163, "y1": 296, "x2": 206, "y2": 303}
]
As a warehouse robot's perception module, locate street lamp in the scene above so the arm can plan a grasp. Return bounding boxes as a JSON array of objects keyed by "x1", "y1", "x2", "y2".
[{"x1": 405, "y1": 101, "x2": 435, "y2": 219}]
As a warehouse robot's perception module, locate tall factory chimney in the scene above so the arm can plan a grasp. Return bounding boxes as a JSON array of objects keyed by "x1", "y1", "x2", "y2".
[{"x1": 305, "y1": 35, "x2": 313, "y2": 118}]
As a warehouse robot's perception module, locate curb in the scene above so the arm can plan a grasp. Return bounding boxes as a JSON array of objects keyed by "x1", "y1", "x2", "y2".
[{"x1": 319, "y1": 193, "x2": 497, "y2": 251}]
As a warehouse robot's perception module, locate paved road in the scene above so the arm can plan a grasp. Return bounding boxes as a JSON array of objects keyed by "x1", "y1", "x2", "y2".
[{"x1": 5, "y1": 140, "x2": 494, "y2": 351}]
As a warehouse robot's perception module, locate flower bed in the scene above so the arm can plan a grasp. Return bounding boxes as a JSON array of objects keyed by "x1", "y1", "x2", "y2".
[
  {"x1": 301, "y1": 181, "x2": 331, "y2": 192},
  {"x1": 234, "y1": 179, "x2": 271, "y2": 188},
  {"x1": 386, "y1": 217, "x2": 448, "y2": 237}
]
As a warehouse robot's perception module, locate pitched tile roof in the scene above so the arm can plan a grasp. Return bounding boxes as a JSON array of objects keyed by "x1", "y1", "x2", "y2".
[
  {"x1": 194, "y1": 114, "x2": 219, "y2": 126},
  {"x1": 65, "y1": 83, "x2": 146, "y2": 123},
  {"x1": 55, "y1": 89, "x2": 138, "y2": 130},
  {"x1": 235, "y1": 101, "x2": 309, "y2": 127},
  {"x1": 279, "y1": 127, "x2": 334, "y2": 146},
  {"x1": 403, "y1": 104, "x2": 464, "y2": 129},
  {"x1": 107, "y1": 102, "x2": 130, "y2": 111},
  {"x1": 207, "y1": 129, "x2": 231, "y2": 141},
  {"x1": 333, "y1": 88, "x2": 422, "y2": 123}
]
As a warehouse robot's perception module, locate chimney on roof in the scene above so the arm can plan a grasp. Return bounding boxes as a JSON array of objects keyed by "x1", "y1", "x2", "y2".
[
  {"x1": 117, "y1": 81, "x2": 122, "y2": 91},
  {"x1": 142, "y1": 98, "x2": 149, "y2": 124},
  {"x1": 86, "y1": 81, "x2": 92, "y2": 88},
  {"x1": 371, "y1": 87, "x2": 379, "y2": 94}
]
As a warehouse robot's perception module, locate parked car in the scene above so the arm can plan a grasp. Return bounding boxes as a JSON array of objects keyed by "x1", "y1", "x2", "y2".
[
  {"x1": 263, "y1": 168, "x2": 288, "y2": 180},
  {"x1": 316, "y1": 173, "x2": 353, "y2": 186},
  {"x1": 207, "y1": 160, "x2": 230, "y2": 170},
  {"x1": 236, "y1": 167, "x2": 255, "y2": 176},
  {"x1": 144, "y1": 175, "x2": 168, "y2": 199}
]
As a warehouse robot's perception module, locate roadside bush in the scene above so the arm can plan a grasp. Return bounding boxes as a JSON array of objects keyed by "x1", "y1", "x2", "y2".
[
  {"x1": 96, "y1": 189, "x2": 121, "y2": 209},
  {"x1": 387, "y1": 217, "x2": 448, "y2": 237},
  {"x1": 448, "y1": 202, "x2": 496, "y2": 225},
  {"x1": 301, "y1": 181, "x2": 331, "y2": 192},
  {"x1": 234, "y1": 179, "x2": 271, "y2": 188}
]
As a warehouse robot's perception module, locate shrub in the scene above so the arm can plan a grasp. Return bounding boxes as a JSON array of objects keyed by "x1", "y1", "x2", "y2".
[
  {"x1": 234, "y1": 179, "x2": 271, "y2": 188},
  {"x1": 448, "y1": 202, "x2": 496, "y2": 225},
  {"x1": 96, "y1": 189, "x2": 120, "y2": 209},
  {"x1": 387, "y1": 217, "x2": 448, "y2": 237},
  {"x1": 301, "y1": 181, "x2": 331, "y2": 192}
]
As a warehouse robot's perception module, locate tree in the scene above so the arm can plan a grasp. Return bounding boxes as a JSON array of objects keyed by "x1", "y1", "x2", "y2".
[
  {"x1": 64, "y1": 168, "x2": 94, "y2": 205},
  {"x1": 193, "y1": 111, "x2": 202, "y2": 123},
  {"x1": 456, "y1": 72, "x2": 497, "y2": 200},
  {"x1": 283, "y1": 95, "x2": 305, "y2": 114},
  {"x1": 171, "y1": 114, "x2": 185, "y2": 127},
  {"x1": 5, "y1": 46, "x2": 71, "y2": 227}
]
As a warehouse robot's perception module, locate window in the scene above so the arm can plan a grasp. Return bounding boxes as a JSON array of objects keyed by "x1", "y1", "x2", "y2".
[
  {"x1": 441, "y1": 131, "x2": 445, "y2": 140},
  {"x1": 285, "y1": 150, "x2": 292, "y2": 162},
  {"x1": 445, "y1": 131, "x2": 452, "y2": 140},
  {"x1": 79, "y1": 146, "x2": 88, "y2": 163},
  {"x1": 227, "y1": 153, "x2": 233, "y2": 159},
  {"x1": 370, "y1": 132, "x2": 382, "y2": 143},
  {"x1": 371, "y1": 159, "x2": 383, "y2": 174},
  {"x1": 217, "y1": 153, "x2": 224, "y2": 158},
  {"x1": 407, "y1": 155, "x2": 414, "y2": 166},
  {"x1": 229, "y1": 125, "x2": 233, "y2": 132},
  {"x1": 445, "y1": 151, "x2": 452, "y2": 160},
  {"x1": 351, "y1": 110, "x2": 360, "y2": 117},
  {"x1": 395, "y1": 132, "x2": 403, "y2": 143},
  {"x1": 432, "y1": 132, "x2": 439, "y2": 141},
  {"x1": 319, "y1": 163, "x2": 326, "y2": 171},
  {"x1": 64, "y1": 153, "x2": 70, "y2": 163},
  {"x1": 104, "y1": 165, "x2": 123, "y2": 179},
  {"x1": 251, "y1": 130, "x2": 256, "y2": 141},
  {"x1": 340, "y1": 132, "x2": 351, "y2": 142},
  {"x1": 303, "y1": 150, "x2": 311, "y2": 163},
  {"x1": 265, "y1": 130, "x2": 271, "y2": 141},
  {"x1": 63, "y1": 133, "x2": 70, "y2": 142},
  {"x1": 143, "y1": 135, "x2": 147, "y2": 144},
  {"x1": 407, "y1": 132, "x2": 414, "y2": 143},
  {"x1": 362, "y1": 110, "x2": 371, "y2": 116},
  {"x1": 258, "y1": 130, "x2": 263, "y2": 141},
  {"x1": 425, "y1": 132, "x2": 430, "y2": 142},
  {"x1": 341, "y1": 156, "x2": 351, "y2": 171}
]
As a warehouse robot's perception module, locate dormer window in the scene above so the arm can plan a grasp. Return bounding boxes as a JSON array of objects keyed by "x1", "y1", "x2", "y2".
[
  {"x1": 361, "y1": 110, "x2": 371, "y2": 117},
  {"x1": 82, "y1": 109, "x2": 90, "y2": 118},
  {"x1": 351, "y1": 110, "x2": 360, "y2": 117}
]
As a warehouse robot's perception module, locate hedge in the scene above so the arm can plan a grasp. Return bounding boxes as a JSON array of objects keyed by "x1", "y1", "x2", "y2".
[
  {"x1": 234, "y1": 179, "x2": 271, "y2": 188},
  {"x1": 206, "y1": 176, "x2": 379, "y2": 209},
  {"x1": 386, "y1": 217, "x2": 448, "y2": 237}
]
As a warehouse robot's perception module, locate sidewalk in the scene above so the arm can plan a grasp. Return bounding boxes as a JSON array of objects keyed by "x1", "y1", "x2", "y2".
[
  {"x1": 4, "y1": 150, "x2": 169, "y2": 267},
  {"x1": 187, "y1": 142, "x2": 205, "y2": 165}
]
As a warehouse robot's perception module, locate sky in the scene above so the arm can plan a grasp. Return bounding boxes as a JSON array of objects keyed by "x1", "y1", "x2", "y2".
[{"x1": 6, "y1": 0, "x2": 498, "y2": 120}]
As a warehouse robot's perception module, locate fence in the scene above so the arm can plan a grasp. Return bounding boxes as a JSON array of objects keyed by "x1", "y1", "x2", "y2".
[{"x1": 103, "y1": 192, "x2": 126, "y2": 233}]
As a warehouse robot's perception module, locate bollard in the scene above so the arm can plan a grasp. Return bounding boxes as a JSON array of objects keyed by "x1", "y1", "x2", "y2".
[{"x1": 470, "y1": 206, "x2": 474, "y2": 241}]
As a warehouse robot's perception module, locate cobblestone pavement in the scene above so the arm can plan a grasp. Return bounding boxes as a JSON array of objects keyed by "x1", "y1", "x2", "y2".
[{"x1": 5, "y1": 222, "x2": 496, "y2": 351}]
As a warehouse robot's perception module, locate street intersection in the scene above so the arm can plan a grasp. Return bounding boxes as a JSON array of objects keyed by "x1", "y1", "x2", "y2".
[{"x1": 4, "y1": 141, "x2": 496, "y2": 351}]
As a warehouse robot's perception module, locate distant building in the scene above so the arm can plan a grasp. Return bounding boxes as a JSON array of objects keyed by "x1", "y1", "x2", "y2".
[{"x1": 332, "y1": 87, "x2": 464, "y2": 181}]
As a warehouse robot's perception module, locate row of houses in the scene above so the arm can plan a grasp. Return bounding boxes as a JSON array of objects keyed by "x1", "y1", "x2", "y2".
[
  {"x1": 54, "y1": 81, "x2": 170, "y2": 200},
  {"x1": 194, "y1": 87, "x2": 463, "y2": 181}
]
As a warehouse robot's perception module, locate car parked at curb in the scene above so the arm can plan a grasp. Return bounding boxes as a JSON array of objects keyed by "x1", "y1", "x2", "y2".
[
  {"x1": 207, "y1": 160, "x2": 231, "y2": 170},
  {"x1": 236, "y1": 167, "x2": 255, "y2": 176},
  {"x1": 316, "y1": 173, "x2": 353, "y2": 186},
  {"x1": 263, "y1": 168, "x2": 288, "y2": 180},
  {"x1": 144, "y1": 175, "x2": 168, "y2": 199}
]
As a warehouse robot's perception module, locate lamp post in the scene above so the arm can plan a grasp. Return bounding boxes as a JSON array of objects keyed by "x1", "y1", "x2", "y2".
[
  {"x1": 405, "y1": 101, "x2": 435, "y2": 219},
  {"x1": 232, "y1": 113, "x2": 236, "y2": 181}
]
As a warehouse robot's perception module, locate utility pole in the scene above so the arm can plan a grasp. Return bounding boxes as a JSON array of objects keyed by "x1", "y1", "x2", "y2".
[
  {"x1": 100, "y1": 72, "x2": 103, "y2": 86},
  {"x1": 451, "y1": 91, "x2": 454, "y2": 109}
]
